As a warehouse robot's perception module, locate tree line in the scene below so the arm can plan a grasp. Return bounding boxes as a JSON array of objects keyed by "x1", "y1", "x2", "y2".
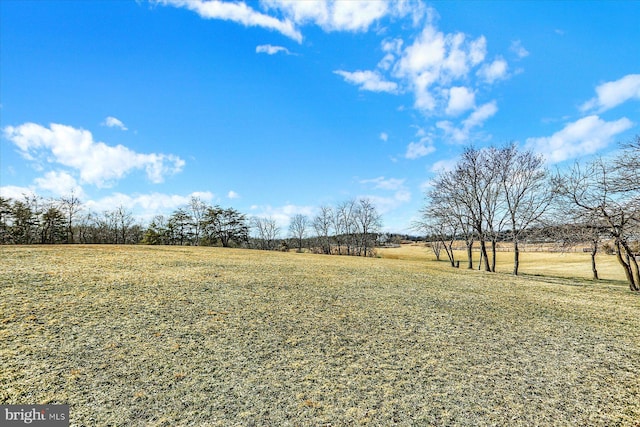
[
  {"x1": 0, "y1": 193, "x2": 384, "y2": 257},
  {"x1": 415, "y1": 137, "x2": 640, "y2": 291}
]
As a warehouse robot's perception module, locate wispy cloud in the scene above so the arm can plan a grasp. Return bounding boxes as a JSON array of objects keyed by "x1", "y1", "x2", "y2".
[
  {"x1": 510, "y1": 40, "x2": 529, "y2": 59},
  {"x1": 580, "y1": 74, "x2": 640, "y2": 113},
  {"x1": 436, "y1": 100, "x2": 498, "y2": 143},
  {"x1": 256, "y1": 44, "x2": 291, "y2": 55},
  {"x1": 359, "y1": 176, "x2": 411, "y2": 215},
  {"x1": 4, "y1": 122, "x2": 185, "y2": 187},
  {"x1": 263, "y1": 0, "x2": 397, "y2": 33},
  {"x1": 249, "y1": 203, "x2": 316, "y2": 228},
  {"x1": 334, "y1": 70, "x2": 398, "y2": 93},
  {"x1": 157, "y1": 0, "x2": 422, "y2": 43},
  {"x1": 477, "y1": 57, "x2": 508, "y2": 84},
  {"x1": 525, "y1": 115, "x2": 633, "y2": 163},
  {"x1": 157, "y1": 0, "x2": 302, "y2": 42},
  {"x1": 359, "y1": 176, "x2": 405, "y2": 191},
  {"x1": 102, "y1": 116, "x2": 128, "y2": 130},
  {"x1": 227, "y1": 190, "x2": 240, "y2": 199},
  {"x1": 405, "y1": 140, "x2": 436, "y2": 159}
]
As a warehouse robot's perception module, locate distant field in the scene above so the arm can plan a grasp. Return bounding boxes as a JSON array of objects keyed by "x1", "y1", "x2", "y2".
[
  {"x1": 1, "y1": 245, "x2": 639, "y2": 425},
  {"x1": 379, "y1": 243, "x2": 628, "y2": 282}
]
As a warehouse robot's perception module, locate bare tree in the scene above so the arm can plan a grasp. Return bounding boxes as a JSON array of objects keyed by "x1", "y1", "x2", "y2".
[
  {"x1": 337, "y1": 200, "x2": 358, "y2": 255},
  {"x1": 554, "y1": 158, "x2": 639, "y2": 291},
  {"x1": 354, "y1": 198, "x2": 382, "y2": 257},
  {"x1": 613, "y1": 134, "x2": 640, "y2": 192},
  {"x1": 188, "y1": 196, "x2": 209, "y2": 246},
  {"x1": 251, "y1": 217, "x2": 280, "y2": 250},
  {"x1": 454, "y1": 147, "x2": 492, "y2": 271},
  {"x1": 481, "y1": 146, "x2": 509, "y2": 272},
  {"x1": 59, "y1": 191, "x2": 83, "y2": 243},
  {"x1": 289, "y1": 214, "x2": 310, "y2": 252},
  {"x1": 313, "y1": 206, "x2": 333, "y2": 254},
  {"x1": 498, "y1": 144, "x2": 553, "y2": 276},
  {"x1": 413, "y1": 201, "x2": 458, "y2": 267},
  {"x1": 114, "y1": 205, "x2": 136, "y2": 244}
]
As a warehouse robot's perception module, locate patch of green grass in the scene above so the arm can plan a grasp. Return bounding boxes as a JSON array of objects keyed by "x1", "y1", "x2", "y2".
[{"x1": 1, "y1": 245, "x2": 639, "y2": 425}]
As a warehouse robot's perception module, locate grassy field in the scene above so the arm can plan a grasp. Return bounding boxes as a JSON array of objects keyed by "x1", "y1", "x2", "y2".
[
  {"x1": 1, "y1": 245, "x2": 639, "y2": 426},
  {"x1": 379, "y1": 243, "x2": 629, "y2": 282}
]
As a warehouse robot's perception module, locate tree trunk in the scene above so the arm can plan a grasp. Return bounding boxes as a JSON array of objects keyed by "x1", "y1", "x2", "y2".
[
  {"x1": 466, "y1": 240, "x2": 474, "y2": 269},
  {"x1": 590, "y1": 239, "x2": 599, "y2": 280},
  {"x1": 491, "y1": 239, "x2": 497, "y2": 272},
  {"x1": 614, "y1": 239, "x2": 638, "y2": 291},
  {"x1": 620, "y1": 240, "x2": 640, "y2": 291},
  {"x1": 513, "y1": 238, "x2": 520, "y2": 276},
  {"x1": 480, "y1": 239, "x2": 491, "y2": 271},
  {"x1": 441, "y1": 241, "x2": 455, "y2": 267}
]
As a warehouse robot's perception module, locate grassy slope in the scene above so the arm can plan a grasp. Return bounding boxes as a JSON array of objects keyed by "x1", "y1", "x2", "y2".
[{"x1": 1, "y1": 245, "x2": 639, "y2": 426}]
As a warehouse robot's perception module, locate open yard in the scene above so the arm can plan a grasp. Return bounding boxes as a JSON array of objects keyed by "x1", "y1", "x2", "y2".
[{"x1": 1, "y1": 245, "x2": 639, "y2": 425}]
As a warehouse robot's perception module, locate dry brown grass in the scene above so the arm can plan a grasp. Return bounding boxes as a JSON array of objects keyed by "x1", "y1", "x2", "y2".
[
  {"x1": 1, "y1": 245, "x2": 639, "y2": 426},
  {"x1": 379, "y1": 243, "x2": 627, "y2": 281}
]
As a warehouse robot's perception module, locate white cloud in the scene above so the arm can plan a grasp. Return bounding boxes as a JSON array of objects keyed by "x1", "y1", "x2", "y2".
[
  {"x1": 227, "y1": 190, "x2": 240, "y2": 199},
  {"x1": 525, "y1": 115, "x2": 634, "y2": 163},
  {"x1": 360, "y1": 176, "x2": 405, "y2": 191},
  {"x1": 333, "y1": 20, "x2": 490, "y2": 115},
  {"x1": 358, "y1": 175, "x2": 412, "y2": 215},
  {"x1": 102, "y1": 116, "x2": 128, "y2": 130},
  {"x1": 84, "y1": 191, "x2": 214, "y2": 222},
  {"x1": 334, "y1": 70, "x2": 398, "y2": 93},
  {"x1": 359, "y1": 190, "x2": 411, "y2": 215},
  {"x1": 157, "y1": 0, "x2": 302, "y2": 42},
  {"x1": 468, "y1": 36, "x2": 487, "y2": 65},
  {"x1": 329, "y1": 0, "x2": 389, "y2": 32},
  {"x1": 405, "y1": 139, "x2": 436, "y2": 159},
  {"x1": 580, "y1": 74, "x2": 640, "y2": 113},
  {"x1": 437, "y1": 100, "x2": 498, "y2": 143},
  {"x1": 389, "y1": 23, "x2": 499, "y2": 113},
  {"x1": 0, "y1": 185, "x2": 37, "y2": 201},
  {"x1": 477, "y1": 57, "x2": 508, "y2": 83},
  {"x1": 463, "y1": 100, "x2": 498, "y2": 128},
  {"x1": 256, "y1": 44, "x2": 291, "y2": 55},
  {"x1": 263, "y1": 0, "x2": 392, "y2": 33},
  {"x1": 510, "y1": 40, "x2": 529, "y2": 59},
  {"x1": 250, "y1": 203, "x2": 316, "y2": 229},
  {"x1": 430, "y1": 157, "x2": 459, "y2": 173},
  {"x1": 379, "y1": 132, "x2": 389, "y2": 142},
  {"x1": 160, "y1": 0, "x2": 425, "y2": 42},
  {"x1": 4, "y1": 122, "x2": 185, "y2": 187},
  {"x1": 446, "y1": 86, "x2": 475, "y2": 116},
  {"x1": 33, "y1": 171, "x2": 85, "y2": 198}
]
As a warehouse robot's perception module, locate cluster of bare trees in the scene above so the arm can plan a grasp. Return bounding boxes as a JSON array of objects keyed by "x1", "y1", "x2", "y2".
[
  {"x1": 288, "y1": 198, "x2": 383, "y2": 257},
  {"x1": 416, "y1": 143, "x2": 552, "y2": 276},
  {"x1": 417, "y1": 137, "x2": 640, "y2": 291}
]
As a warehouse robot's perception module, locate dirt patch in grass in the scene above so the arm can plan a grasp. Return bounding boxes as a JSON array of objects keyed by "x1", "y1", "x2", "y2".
[{"x1": 1, "y1": 245, "x2": 639, "y2": 425}]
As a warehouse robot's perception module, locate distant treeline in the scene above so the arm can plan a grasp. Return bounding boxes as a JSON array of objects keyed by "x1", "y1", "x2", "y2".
[{"x1": 0, "y1": 195, "x2": 398, "y2": 257}]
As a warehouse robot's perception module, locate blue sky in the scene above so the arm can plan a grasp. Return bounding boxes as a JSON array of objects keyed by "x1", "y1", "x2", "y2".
[{"x1": 1, "y1": 0, "x2": 639, "y2": 233}]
